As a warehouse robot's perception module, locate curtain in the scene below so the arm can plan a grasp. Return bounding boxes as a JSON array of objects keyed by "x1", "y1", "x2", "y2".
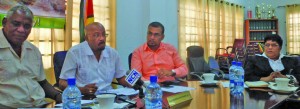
[
  {"x1": 67, "y1": 0, "x2": 116, "y2": 48},
  {"x1": 27, "y1": 28, "x2": 65, "y2": 85},
  {"x1": 286, "y1": 4, "x2": 300, "y2": 54},
  {"x1": 179, "y1": 0, "x2": 244, "y2": 60},
  {"x1": 25, "y1": 0, "x2": 116, "y2": 85}
]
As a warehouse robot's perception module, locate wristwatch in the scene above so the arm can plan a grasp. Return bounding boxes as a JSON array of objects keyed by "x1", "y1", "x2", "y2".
[{"x1": 171, "y1": 69, "x2": 176, "y2": 77}]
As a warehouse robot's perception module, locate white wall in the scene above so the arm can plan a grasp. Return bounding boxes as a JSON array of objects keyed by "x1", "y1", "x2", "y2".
[{"x1": 116, "y1": 0, "x2": 178, "y2": 69}]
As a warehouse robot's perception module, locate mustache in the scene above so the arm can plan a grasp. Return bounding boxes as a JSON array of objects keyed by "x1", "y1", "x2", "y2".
[
  {"x1": 148, "y1": 40, "x2": 154, "y2": 43},
  {"x1": 98, "y1": 41, "x2": 105, "y2": 45}
]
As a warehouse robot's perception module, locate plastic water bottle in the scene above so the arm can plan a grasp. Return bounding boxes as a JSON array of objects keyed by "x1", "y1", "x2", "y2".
[
  {"x1": 62, "y1": 78, "x2": 81, "y2": 109},
  {"x1": 234, "y1": 62, "x2": 244, "y2": 95},
  {"x1": 145, "y1": 75, "x2": 163, "y2": 109},
  {"x1": 229, "y1": 61, "x2": 237, "y2": 94}
]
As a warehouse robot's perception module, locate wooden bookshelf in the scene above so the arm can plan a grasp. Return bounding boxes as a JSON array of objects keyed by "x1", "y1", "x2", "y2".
[{"x1": 245, "y1": 19, "x2": 278, "y2": 45}]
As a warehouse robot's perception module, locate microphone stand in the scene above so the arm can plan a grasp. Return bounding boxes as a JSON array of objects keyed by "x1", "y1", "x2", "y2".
[
  {"x1": 131, "y1": 79, "x2": 145, "y2": 108},
  {"x1": 138, "y1": 87, "x2": 145, "y2": 99}
]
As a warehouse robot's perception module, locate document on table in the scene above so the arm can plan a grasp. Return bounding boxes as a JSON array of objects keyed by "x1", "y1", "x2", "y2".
[
  {"x1": 55, "y1": 100, "x2": 129, "y2": 108},
  {"x1": 96, "y1": 87, "x2": 139, "y2": 96},
  {"x1": 221, "y1": 81, "x2": 248, "y2": 88},
  {"x1": 55, "y1": 100, "x2": 93, "y2": 107},
  {"x1": 245, "y1": 81, "x2": 269, "y2": 87},
  {"x1": 161, "y1": 85, "x2": 195, "y2": 93}
]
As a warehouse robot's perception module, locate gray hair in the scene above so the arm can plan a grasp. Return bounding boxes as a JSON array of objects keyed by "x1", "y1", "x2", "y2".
[{"x1": 6, "y1": 5, "x2": 33, "y2": 21}]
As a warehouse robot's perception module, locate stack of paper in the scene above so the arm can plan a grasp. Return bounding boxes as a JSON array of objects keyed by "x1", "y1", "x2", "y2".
[
  {"x1": 55, "y1": 100, "x2": 94, "y2": 107},
  {"x1": 56, "y1": 100, "x2": 129, "y2": 108},
  {"x1": 96, "y1": 87, "x2": 139, "y2": 96},
  {"x1": 245, "y1": 81, "x2": 269, "y2": 88},
  {"x1": 161, "y1": 85, "x2": 195, "y2": 93}
]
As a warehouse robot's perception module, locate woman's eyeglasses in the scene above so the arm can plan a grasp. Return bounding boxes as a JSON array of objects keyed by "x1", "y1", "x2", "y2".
[{"x1": 264, "y1": 44, "x2": 279, "y2": 48}]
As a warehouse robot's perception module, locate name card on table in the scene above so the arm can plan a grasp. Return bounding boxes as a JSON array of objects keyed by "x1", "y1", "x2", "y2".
[{"x1": 167, "y1": 91, "x2": 193, "y2": 108}]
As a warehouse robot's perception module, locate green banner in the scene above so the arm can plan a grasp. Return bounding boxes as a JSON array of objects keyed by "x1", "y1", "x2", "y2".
[{"x1": 0, "y1": 13, "x2": 65, "y2": 29}]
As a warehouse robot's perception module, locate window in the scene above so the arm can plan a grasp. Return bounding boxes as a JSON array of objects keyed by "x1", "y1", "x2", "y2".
[
  {"x1": 287, "y1": 4, "x2": 300, "y2": 54},
  {"x1": 179, "y1": 0, "x2": 244, "y2": 59},
  {"x1": 71, "y1": 0, "x2": 116, "y2": 47}
]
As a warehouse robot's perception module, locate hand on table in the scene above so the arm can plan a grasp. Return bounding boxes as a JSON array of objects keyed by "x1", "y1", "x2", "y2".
[
  {"x1": 157, "y1": 69, "x2": 172, "y2": 78},
  {"x1": 79, "y1": 83, "x2": 98, "y2": 95},
  {"x1": 260, "y1": 72, "x2": 277, "y2": 82},
  {"x1": 272, "y1": 72, "x2": 287, "y2": 78},
  {"x1": 260, "y1": 72, "x2": 288, "y2": 82}
]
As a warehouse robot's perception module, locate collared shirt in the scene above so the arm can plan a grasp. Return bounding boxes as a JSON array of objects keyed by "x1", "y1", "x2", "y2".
[
  {"x1": 0, "y1": 30, "x2": 46, "y2": 108},
  {"x1": 131, "y1": 42, "x2": 188, "y2": 82},
  {"x1": 261, "y1": 53, "x2": 285, "y2": 72},
  {"x1": 256, "y1": 53, "x2": 298, "y2": 83},
  {"x1": 60, "y1": 41, "x2": 126, "y2": 91}
]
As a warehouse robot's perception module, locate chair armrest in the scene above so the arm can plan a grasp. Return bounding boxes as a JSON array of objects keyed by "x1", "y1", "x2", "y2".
[
  {"x1": 189, "y1": 72, "x2": 204, "y2": 81},
  {"x1": 54, "y1": 86, "x2": 62, "y2": 93},
  {"x1": 226, "y1": 46, "x2": 233, "y2": 50},
  {"x1": 175, "y1": 77, "x2": 186, "y2": 82},
  {"x1": 216, "y1": 48, "x2": 229, "y2": 55},
  {"x1": 210, "y1": 68, "x2": 225, "y2": 79}
]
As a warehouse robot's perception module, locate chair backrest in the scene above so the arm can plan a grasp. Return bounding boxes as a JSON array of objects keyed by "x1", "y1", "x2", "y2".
[
  {"x1": 208, "y1": 56, "x2": 228, "y2": 80},
  {"x1": 288, "y1": 54, "x2": 300, "y2": 66},
  {"x1": 188, "y1": 57, "x2": 210, "y2": 73},
  {"x1": 128, "y1": 53, "x2": 132, "y2": 70},
  {"x1": 208, "y1": 56, "x2": 219, "y2": 70},
  {"x1": 231, "y1": 39, "x2": 245, "y2": 54},
  {"x1": 186, "y1": 46, "x2": 209, "y2": 73},
  {"x1": 187, "y1": 46, "x2": 204, "y2": 58},
  {"x1": 53, "y1": 51, "x2": 67, "y2": 86}
]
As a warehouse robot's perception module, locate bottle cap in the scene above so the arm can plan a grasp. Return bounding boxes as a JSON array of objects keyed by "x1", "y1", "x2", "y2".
[
  {"x1": 232, "y1": 61, "x2": 236, "y2": 65},
  {"x1": 150, "y1": 75, "x2": 157, "y2": 83},
  {"x1": 67, "y1": 78, "x2": 76, "y2": 86},
  {"x1": 237, "y1": 62, "x2": 242, "y2": 66}
]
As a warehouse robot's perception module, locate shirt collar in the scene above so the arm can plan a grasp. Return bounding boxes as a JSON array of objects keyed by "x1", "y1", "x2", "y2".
[
  {"x1": 23, "y1": 41, "x2": 32, "y2": 49},
  {"x1": 0, "y1": 29, "x2": 31, "y2": 49},
  {"x1": 143, "y1": 42, "x2": 165, "y2": 51},
  {"x1": 260, "y1": 53, "x2": 285, "y2": 61},
  {"x1": 82, "y1": 41, "x2": 109, "y2": 58},
  {"x1": 0, "y1": 29, "x2": 11, "y2": 48}
]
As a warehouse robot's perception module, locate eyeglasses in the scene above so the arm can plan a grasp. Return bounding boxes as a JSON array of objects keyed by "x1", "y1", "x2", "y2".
[{"x1": 264, "y1": 44, "x2": 279, "y2": 48}]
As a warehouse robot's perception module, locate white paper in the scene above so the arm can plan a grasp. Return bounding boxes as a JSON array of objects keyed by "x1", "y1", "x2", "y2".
[
  {"x1": 55, "y1": 100, "x2": 129, "y2": 109},
  {"x1": 91, "y1": 102, "x2": 129, "y2": 109},
  {"x1": 161, "y1": 85, "x2": 195, "y2": 93},
  {"x1": 55, "y1": 100, "x2": 93, "y2": 107},
  {"x1": 96, "y1": 87, "x2": 139, "y2": 96},
  {"x1": 221, "y1": 81, "x2": 248, "y2": 88}
]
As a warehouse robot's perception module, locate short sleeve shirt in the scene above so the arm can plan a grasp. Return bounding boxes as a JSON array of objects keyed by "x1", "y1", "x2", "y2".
[
  {"x1": 60, "y1": 41, "x2": 126, "y2": 91},
  {"x1": 0, "y1": 30, "x2": 46, "y2": 108}
]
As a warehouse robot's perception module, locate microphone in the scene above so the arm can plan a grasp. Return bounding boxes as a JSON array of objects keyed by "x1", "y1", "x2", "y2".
[
  {"x1": 125, "y1": 69, "x2": 145, "y2": 98},
  {"x1": 125, "y1": 69, "x2": 142, "y2": 87}
]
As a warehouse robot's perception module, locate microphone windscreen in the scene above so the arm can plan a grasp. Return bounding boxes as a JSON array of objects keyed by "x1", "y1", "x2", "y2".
[{"x1": 125, "y1": 69, "x2": 142, "y2": 86}]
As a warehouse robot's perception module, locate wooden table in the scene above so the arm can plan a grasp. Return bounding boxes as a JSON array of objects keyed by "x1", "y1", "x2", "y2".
[
  {"x1": 162, "y1": 81, "x2": 290, "y2": 109},
  {"x1": 80, "y1": 81, "x2": 293, "y2": 109}
]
